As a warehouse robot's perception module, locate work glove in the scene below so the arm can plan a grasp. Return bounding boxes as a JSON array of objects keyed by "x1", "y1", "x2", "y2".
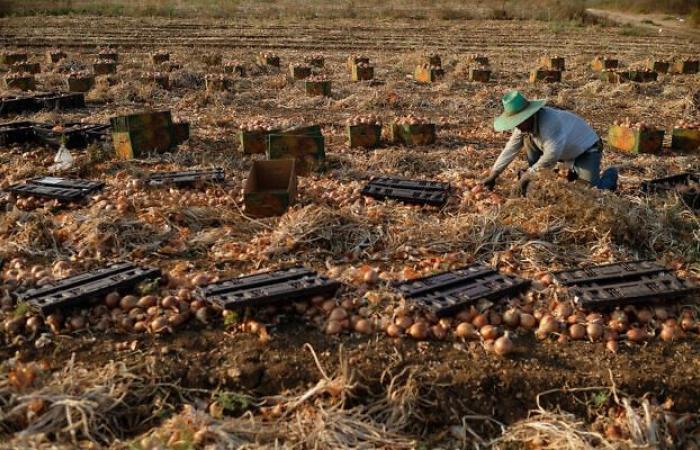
[{"x1": 480, "y1": 173, "x2": 498, "y2": 191}]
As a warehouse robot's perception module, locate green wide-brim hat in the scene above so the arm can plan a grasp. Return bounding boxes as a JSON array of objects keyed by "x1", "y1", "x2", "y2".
[{"x1": 494, "y1": 90, "x2": 546, "y2": 132}]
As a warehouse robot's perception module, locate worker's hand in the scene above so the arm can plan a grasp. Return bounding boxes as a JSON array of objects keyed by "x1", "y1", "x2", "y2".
[
  {"x1": 515, "y1": 172, "x2": 531, "y2": 197},
  {"x1": 480, "y1": 173, "x2": 498, "y2": 191}
]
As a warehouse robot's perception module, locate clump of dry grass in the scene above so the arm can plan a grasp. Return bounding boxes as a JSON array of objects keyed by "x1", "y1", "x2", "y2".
[
  {"x1": 0, "y1": 358, "x2": 183, "y2": 446},
  {"x1": 499, "y1": 177, "x2": 700, "y2": 261},
  {"x1": 489, "y1": 382, "x2": 700, "y2": 450},
  {"x1": 264, "y1": 205, "x2": 382, "y2": 258},
  {"x1": 0, "y1": 209, "x2": 62, "y2": 258},
  {"x1": 133, "y1": 345, "x2": 417, "y2": 449},
  {"x1": 66, "y1": 212, "x2": 173, "y2": 258}
]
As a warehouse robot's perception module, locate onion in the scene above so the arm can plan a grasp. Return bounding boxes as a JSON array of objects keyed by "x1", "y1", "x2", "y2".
[
  {"x1": 195, "y1": 307, "x2": 209, "y2": 324},
  {"x1": 431, "y1": 325, "x2": 447, "y2": 340},
  {"x1": 555, "y1": 302, "x2": 573, "y2": 318},
  {"x1": 150, "y1": 317, "x2": 168, "y2": 333},
  {"x1": 395, "y1": 316, "x2": 413, "y2": 330},
  {"x1": 386, "y1": 323, "x2": 402, "y2": 337},
  {"x1": 105, "y1": 292, "x2": 120, "y2": 308},
  {"x1": 636, "y1": 308, "x2": 653, "y2": 323},
  {"x1": 26, "y1": 316, "x2": 43, "y2": 333},
  {"x1": 480, "y1": 325, "x2": 499, "y2": 340},
  {"x1": 137, "y1": 295, "x2": 158, "y2": 308},
  {"x1": 120, "y1": 295, "x2": 138, "y2": 311},
  {"x1": 354, "y1": 319, "x2": 372, "y2": 334},
  {"x1": 326, "y1": 320, "x2": 343, "y2": 335},
  {"x1": 455, "y1": 322, "x2": 475, "y2": 338},
  {"x1": 321, "y1": 300, "x2": 336, "y2": 313},
  {"x1": 329, "y1": 307, "x2": 348, "y2": 321},
  {"x1": 606, "y1": 340, "x2": 618, "y2": 353},
  {"x1": 161, "y1": 296, "x2": 178, "y2": 309},
  {"x1": 503, "y1": 309, "x2": 520, "y2": 327},
  {"x1": 569, "y1": 323, "x2": 586, "y2": 340},
  {"x1": 654, "y1": 307, "x2": 669, "y2": 321},
  {"x1": 626, "y1": 328, "x2": 647, "y2": 343},
  {"x1": 538, "y1": 315, "x2": 558, "y2": 334},
  {"x1": 494, "y1": 335, "x2": 514, "y2": 356},
  {"x1": 69, "y1": 316, "x2": 86, "y2": 330},
  {"x1": 681, "y1": 317, "x2": 695, "y2": 332},
  {"x1": 586, "y1": 323, "x2": 604, "y2": 341},
  {"x1": 519, "y1": 313, "x2": 537, "y2": 329},
  {"x1": 472, "y1": 313, "x2": 488, "y2": 328},
  {"x1": 363, "y1": 269, "x2": 379, "y2": 284},
  {"x1": 408, "y1": 322, "x2": 429, "y2": 340},
  {"x1": 659, "y1": 324, "x2": 678, "y2": 342}
]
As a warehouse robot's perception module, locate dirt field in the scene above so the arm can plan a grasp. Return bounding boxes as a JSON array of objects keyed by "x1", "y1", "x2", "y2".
[{"x1": 1, "y1": 14, "x2": 700, "y2": 449}]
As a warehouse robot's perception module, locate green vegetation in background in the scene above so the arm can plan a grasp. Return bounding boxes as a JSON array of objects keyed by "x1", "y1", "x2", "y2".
[{"x1": 0, "y1": 0, "x2": 697, "y2": 26}]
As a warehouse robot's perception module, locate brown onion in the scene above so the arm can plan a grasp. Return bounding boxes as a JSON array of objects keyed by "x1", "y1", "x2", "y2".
[{"x1": 494, "y1": 335, "x2": 514, "y2": 356}]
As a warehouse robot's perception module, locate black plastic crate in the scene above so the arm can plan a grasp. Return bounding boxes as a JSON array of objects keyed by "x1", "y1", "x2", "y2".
[
  {"x1": 29, "y1": 176, "x2": 104, "y2": 193},
  {"x1": 369, "y1": 176, "x2": 450, "y2": 192},
  {"x1": 203, "y1": 266, "x2": 341, "y2": 310},
  {"x1": 552, "y1": 260, "x2": 699, "y2": 309},
  {"x1": 6, "y1": 177, "x2": 104, "y2": 201},
  {"x1": 361, "y1": 176, "x2": 450, "y2": 206},
  {"x1": 571, "y1": 274, "x2": 699, "y2": 309},
  {"x1": 640, "y1": 172, "x2": 699, "y2": 210},
  {"x1": 33, "y1": 123, "x2": 110, "y2": 148},
  {"x1": 394, "y1": 265, "x2": 530, "y2": 317},
  {"x1": 16, "y1": 262, "x2": 161, "y2": 314},
  {"x1": 146, "y1": 168, "x2": 225, "y2": 187},
  {"x1": 0, "y1": 95, "x2": 37, "y2": 116},
  {"x1": 551, "y1": 260, "x2": 666, "y2": 286},
  {"x1": 32, "y1": 92, "x2": 85, "y2": 111},
  {"x1": 0, "y1": 121, "x2": 43, "y2": 146}
]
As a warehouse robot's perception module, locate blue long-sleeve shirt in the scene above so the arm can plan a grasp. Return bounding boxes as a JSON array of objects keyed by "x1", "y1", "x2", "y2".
[{"x1": 491, "y1": 107, "x2": 600, "y2": 176}]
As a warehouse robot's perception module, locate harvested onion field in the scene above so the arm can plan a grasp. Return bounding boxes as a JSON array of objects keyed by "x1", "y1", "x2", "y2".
[{"x1": 1, "y1": 12, "x2": 700, "y2": 450}]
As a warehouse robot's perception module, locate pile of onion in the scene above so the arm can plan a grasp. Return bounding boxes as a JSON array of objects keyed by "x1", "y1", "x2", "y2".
[{"x1": 346, "y1": 114, "x2": 381, "y2": 126}]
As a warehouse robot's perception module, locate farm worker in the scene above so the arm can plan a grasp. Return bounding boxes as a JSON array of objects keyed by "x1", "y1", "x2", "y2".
[{"x1": 481, "y1": 90, "x2": 618, "y2": 195}]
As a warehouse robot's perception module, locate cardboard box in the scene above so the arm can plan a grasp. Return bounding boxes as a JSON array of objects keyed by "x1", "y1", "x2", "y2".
[
  {"x1": 97, "y1": 52, "x2": 118, "y2": 62},
  {"x1": 67, "y1": 76, "x2": 95, "y2": 93},
  {"x1": 152, "y1": 53, "x2": 170, "y2": 65},
  {"x1": 673, "y1": 60, "x2": 699, "y2": 74},
  {"x1": 600, "y1": 70, "x2": 658, "y2": 83},
  {"x1": 266, "y1": 125, "x2": 325, "y2": 176},
  {"x1": 648, "y1": 60, "x2": 670, "y2": 73},
  {"x1": 529, "y1": 69, "x2": 561, "y2": 83},
  {"x1": 46, "y1": 51, "x2": 67, "y2": 63},
  {"x1": 414, "y1": 66, "x2": 444, "y2": 84},
  {"x1": 244, "y1": 159, "x2": 297, "y2": 217},
  {"x1": 304, "y1": 80, "x2": 331, "y2": 96},
  {"x1": 608, "y1": 125, "x2": 664, "y2": 154},
  {"x1": 1, "y1": 52, "x2": 28, "y2": 66},
  {"x1": 348, "y1": 124, "x2": 382, "y2": 148},
  {"x1": 539, "y1": 56, "x2": 565, "y2": 71},
  {"x1": 289, "y1": 65, "x2": 312, "y2": 80},
  {"x1": 591, "y1": 57, "x2": 618, "y2": 71},
  {"x1": 469, "y1": 68, "x2": 491, "y2": 82},
  {"x1": 257, "y1": 55, "x2": 280, "y2": 67},
  {"x1": 351, "y1": 65, "x2": 374, "y2": 81},
  {"x1": 5, "y1": 76, "x2": 35, "y2": 91},
  {"x1": 389, "y1": 123, "x2": 436, "y2": 146},
  {"x1": 110, "y1": 110, "x2": 176, "y2": 159},
  {"x1": 670, "y1": 128, "x2": 700, "y2": 152},
  {"x1": 10, "y1": 63, "x2": 41, "y2": 74},
  {"x1": 93, "y1": 62, "x2": 117, "y2": 75},
  {"x1": 347, "y1": 55, "x2": 370, "y2": 71},
  {"x1": 239, "y1": 129, "x2": 280, "y2": 155}
]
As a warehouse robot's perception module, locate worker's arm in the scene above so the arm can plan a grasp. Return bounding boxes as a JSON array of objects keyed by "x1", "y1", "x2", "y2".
[{"x1": 491, "y1": 129, "x2": 524, "y2": 176}]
